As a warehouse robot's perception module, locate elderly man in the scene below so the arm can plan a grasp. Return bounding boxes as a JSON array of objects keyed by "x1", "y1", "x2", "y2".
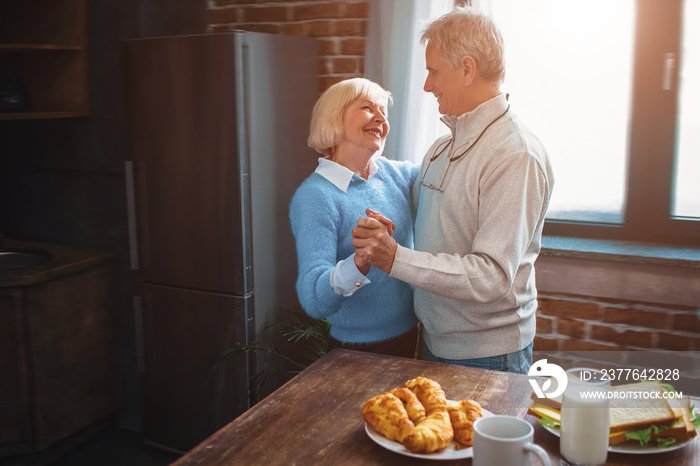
[{"x1": 352, "y1": 6, "x2": 554, "y2": 374}]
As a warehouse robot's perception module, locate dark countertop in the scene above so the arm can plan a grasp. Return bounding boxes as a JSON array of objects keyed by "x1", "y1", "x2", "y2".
[{"x1": 0, "y1": 238, "x2": 117, "y2": 287}]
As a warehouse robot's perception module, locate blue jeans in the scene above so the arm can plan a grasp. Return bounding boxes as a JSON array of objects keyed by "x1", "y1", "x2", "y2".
[{"x1": 419, "y1": 339, "x2": 533, "y2": 374}]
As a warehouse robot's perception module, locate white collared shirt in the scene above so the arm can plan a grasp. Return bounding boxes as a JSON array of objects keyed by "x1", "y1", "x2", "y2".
[
  {"x1": 315, "y1": 158, "x2": 375, "y2": 296},
  {"x1": 314, "y1": 157, "x2": 379, "y2": 192}
]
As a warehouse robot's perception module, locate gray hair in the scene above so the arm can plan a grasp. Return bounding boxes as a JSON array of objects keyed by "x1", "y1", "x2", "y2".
[{"x1": 421, "y1": 6, "x2": 505, "y2": 85}]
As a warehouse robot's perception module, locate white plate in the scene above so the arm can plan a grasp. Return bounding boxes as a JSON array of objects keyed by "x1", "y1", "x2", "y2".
[
  {"x1": 543, "y1": 425, "x2": 697, "y2": 455},
  {"x1": 364, "y1": 407, "x2": 494, "y2": 460}
]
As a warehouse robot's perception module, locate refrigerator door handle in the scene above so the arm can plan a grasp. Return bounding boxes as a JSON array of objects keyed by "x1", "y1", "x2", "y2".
[
  {"x1": 125, "y1": 161, "x2": 140, "y2": 270},
  {"x1": 133, "y1": 296, "x2": 145, "y2": 373},
  {"x1": 235, "y1": 33, "x2": 254, "y2": 292}
]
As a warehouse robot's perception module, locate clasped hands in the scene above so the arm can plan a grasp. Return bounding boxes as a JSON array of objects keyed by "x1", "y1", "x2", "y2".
[{"x1": 352, "y1": 208, "x2": 398, "y2": 275}]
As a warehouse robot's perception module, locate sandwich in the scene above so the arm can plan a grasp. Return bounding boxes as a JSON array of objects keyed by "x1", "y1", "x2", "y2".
[{"x1": 528, "y1": 380, "x2": 699, "y2": 447}]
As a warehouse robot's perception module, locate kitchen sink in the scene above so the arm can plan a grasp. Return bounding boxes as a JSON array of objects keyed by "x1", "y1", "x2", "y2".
[{"x1": 0, "y1": 250, "x2": 53, "y2": 272}]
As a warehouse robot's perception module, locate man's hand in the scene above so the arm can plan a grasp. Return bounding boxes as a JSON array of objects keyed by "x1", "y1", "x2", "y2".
[
  {"x1": 352, "y1": 209, "x2": 398, "y2": 274},
  {"x1": 366, "y1": 209, "x2": 396, "y2": 237}
]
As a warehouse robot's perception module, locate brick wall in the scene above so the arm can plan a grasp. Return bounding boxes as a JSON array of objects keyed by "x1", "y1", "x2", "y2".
[
  {"x1": 535, "y1": 291, "x2": 700, "y2": 394},
  {"x1": 207, "y1": 0, "x2": 369, "y2": 91},
  {"x1": 535, "y1": 293, "x2": 700, "y2": 353}
]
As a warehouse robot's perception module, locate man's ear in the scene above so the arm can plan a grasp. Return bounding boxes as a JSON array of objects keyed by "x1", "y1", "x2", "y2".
[{"x1": 461, "y1": 55, "x2": 477, "y2": 84}]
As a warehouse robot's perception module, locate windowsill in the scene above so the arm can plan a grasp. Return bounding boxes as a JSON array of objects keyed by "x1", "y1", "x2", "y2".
[
  {"x1": 541, "y1": 236, "x2": 700, "y2": 270},
  {"x1": 537, "y1": 236, "x2": 700, "y2": 307}
]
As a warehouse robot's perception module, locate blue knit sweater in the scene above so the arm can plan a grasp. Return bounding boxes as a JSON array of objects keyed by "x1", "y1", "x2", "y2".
[{"x1": 289, "y1": 157, "x2": 418, "y2": 343}]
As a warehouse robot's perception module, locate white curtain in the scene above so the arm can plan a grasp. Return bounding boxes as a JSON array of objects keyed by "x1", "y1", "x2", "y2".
[{"x1": 364, "y1": 0, "x2": 453, "y2": 163}]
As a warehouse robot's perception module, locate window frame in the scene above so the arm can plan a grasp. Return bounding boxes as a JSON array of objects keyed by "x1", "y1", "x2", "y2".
[{"x1": 540, "y1": 0, "x2": 700, "y2": 247}]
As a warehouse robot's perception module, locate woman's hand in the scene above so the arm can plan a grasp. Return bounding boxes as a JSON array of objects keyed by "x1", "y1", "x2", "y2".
[{"x1": 354, "y1": 254, "x2": 371, "y2": 276}]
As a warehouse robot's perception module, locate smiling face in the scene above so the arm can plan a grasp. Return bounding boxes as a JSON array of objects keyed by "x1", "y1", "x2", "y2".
[
  {"x1": 337, "y1": 98, "x2": 390, "y2": 156},
  {"x1": 423, "y1": 41, "x2": 471, "y2": 116}
]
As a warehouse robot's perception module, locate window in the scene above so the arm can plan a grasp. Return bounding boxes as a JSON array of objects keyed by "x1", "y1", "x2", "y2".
[
  {"x1": 673, "y1": 0, "x2": 700, "y2": 219},
  {"x1": 365, "y1": 0, "x2": 452, "y2": 163},
  {"x1": 473, "y1": 0, "x2": 700, "y2": 246}
]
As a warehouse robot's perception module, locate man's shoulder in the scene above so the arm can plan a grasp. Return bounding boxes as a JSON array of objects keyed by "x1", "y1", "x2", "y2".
[
  {"x1": 490, "y1": 115, "x2": 546, "y2": 155},
  {"x1": 486, "y1": 117, "x2": 553, "y2": 180}
]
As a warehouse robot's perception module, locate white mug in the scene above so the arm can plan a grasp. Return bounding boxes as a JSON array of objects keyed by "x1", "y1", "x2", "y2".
[{"x1": 473, "y1": 415, "x2": 551, "y2": 466}]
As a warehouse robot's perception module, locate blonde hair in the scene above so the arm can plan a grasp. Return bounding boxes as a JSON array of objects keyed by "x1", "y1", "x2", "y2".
[
  {"x1": 421, "y1": 6, "x2": 505, "y2": 85},
  {"x1": 308, "y1": 78, "x2": 392, "y2": 157}
]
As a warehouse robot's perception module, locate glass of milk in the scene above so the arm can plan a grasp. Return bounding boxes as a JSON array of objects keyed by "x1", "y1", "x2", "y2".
[{"x1": 560, "y1": 368, "x2": 610, "y2": 465}]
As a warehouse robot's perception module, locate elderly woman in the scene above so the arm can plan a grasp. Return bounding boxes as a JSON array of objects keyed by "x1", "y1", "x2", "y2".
[{"x1": 289, "y1": 78, "x2": 419, "y2": 358}]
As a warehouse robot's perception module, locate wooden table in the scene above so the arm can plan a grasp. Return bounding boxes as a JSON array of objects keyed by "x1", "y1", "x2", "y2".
[{"x1": 173, "y1": 349, "x2": 700, "y2": 465}]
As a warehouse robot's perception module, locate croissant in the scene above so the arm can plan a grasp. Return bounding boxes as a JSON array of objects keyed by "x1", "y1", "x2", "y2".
[
  {"x1": 402, "y1": 377, "x2": 454, "y2": 453},
  {"x1": 446, "y1": 400, "x2": 483, "y2": 449},
  {"x1": 389, "y1": 388, "x2": 426, "y2": 425},
  {"x1": 361, "y1": 393, "x2": 416, "y2": 443}
]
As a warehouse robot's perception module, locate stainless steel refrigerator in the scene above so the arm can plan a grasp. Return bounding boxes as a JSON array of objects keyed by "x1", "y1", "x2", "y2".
[{"x1": 123, "y1": 32, "x2": 319, "y2": 451}]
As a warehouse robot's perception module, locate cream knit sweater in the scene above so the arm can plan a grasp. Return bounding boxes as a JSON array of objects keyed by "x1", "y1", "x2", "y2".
[{"x1": 391, "y1": 93, "x2": 554, "y2": 359}]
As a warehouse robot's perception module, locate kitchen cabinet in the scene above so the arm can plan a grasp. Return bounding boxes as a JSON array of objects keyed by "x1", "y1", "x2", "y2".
[
  {"x1": 0, "y1": 0, "x2": 88, "y2": 119},
  {"x1": 0, "y1": 240, "x2": 119, "y2": 458}
]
